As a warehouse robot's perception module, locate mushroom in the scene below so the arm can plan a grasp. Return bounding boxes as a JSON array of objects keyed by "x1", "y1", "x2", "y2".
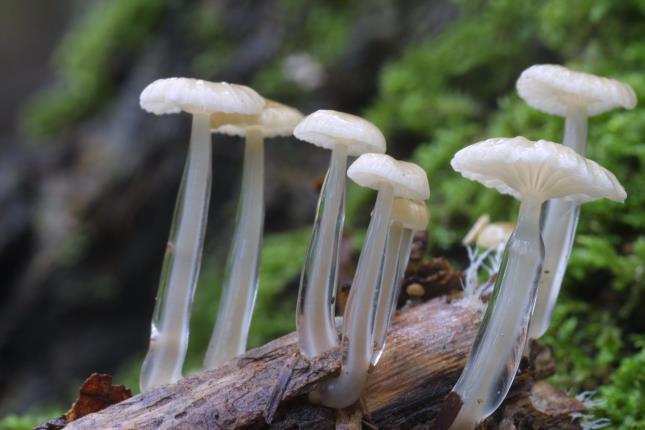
[
  {"x1": 371, "y1": 198, "x2": 429, "y2": 365},
  {"x1": 204, "y1": 100, "x2": 303, "y2": 368},
  {"x1": 319, "y1": 154, "x2": 429, "y2": 408},
  {"x1": 139, "y1": 78, "x2": 264, "y2": 391},
  {"x1": 516, "y1": 65, "x2": 636, "y2": 340},
  {"x1": 293, "y1": 110, "x2": 386, "y2": 359},
  {"x1": 475, "y1": 222, "x2": 514, "y2": 251},
  {"x1": 462, "y1": 214, "x2": 490, "y2": 246},
  {"x1": 437, "y1": 137, "x2": 626, "y2": 429}
]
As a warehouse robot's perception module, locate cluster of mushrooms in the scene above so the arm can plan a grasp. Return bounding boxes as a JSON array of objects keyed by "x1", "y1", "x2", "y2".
[{"x1": 136, "y1": 64, "x2": 636, "y2": 429}]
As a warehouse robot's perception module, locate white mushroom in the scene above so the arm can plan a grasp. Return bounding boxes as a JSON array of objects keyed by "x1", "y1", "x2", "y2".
[
  {"x1": 204, "y1": 100, "x2": 303, "y2": 368},
  {"x1": 294, "y1": 110, "x2": 385, "y2": 359},
  {"x1": 439, "y1": 137, "x2": 625, "y2": 430},
  {"x1": 139, "y1": 78, "x2": 264, "y2": 391},
  {"x1": 475, "y1": 222, "x2": 514, "y2": 251},
  {"x1": 517, "y1": 65, "x2": 636, "y2": 340},
  {"x1": 371, "y1": 198, "x2": 429, "y2": 365},
  {"x1": 320, "y1": 154, "x2": 429, "y2": 408}
]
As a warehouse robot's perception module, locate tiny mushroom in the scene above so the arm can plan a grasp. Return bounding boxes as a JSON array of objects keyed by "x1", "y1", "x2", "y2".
[
  {"x1": 319, "y1": 154, "x2": 429, "y2": 408},
  {"x1": 475, "y1": 222, "x2": 514, "y2": 251},
  {"x1": 139, "y1": 78, "x2": 264, "y2": 391},
  {"x1": 294, "y1": 110, "x2": 386, "y2": 359},
  {"x1": 517, "y1": 65, "x2": 636, "y2": 340},
  {"x1": 371, "y1": 198, "x2": 429, "y2": 365},
  {"x1": 204, "y1": 100, "x2": 303, "y2": 368},
  {"x1": 437, "y1": 137, "x2": 626, "y2": 430},
  {"x1": 462, "y1": 214, "x2": 490, "y2": 246}
]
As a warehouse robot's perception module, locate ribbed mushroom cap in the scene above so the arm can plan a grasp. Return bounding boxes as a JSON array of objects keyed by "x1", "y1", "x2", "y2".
[
  {"x1": 451, "y1": 137, "x2": 626, "y2": 204},
  {"x1": 211, "y1": 100, "x2": 304, "y2": 138},
  {"x1": 476, "y1": 222, "x2": 514, "y2": 250},
  {"x1": 348, "y1": 154, "x2": 430, "y2": 201},
  {"x1": 392, "y1": 198, "x2": 429, "y2": 231},
  {"x1": 294, "y1": 110, "x2": 386, "y2": 156},
  {"x1": 516, "y1": 65, "x2": 636, "y2": 116},
  {"x1": 140, "y1": 78, "x2": 265, "y2": 116}
]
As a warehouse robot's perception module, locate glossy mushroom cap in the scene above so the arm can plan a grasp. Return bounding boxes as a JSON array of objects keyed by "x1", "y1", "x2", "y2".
[
  {"x1": 516, "y1": 65, "x2": 636, "y2": 117},
  {"x1": 451, "y1": 137, "x2": 626, "y2": 203},
  {"x1": 294, "y1": 110, "x2": 386, "y2": 156},
  {"x1": 348, "y1": 154, "x2": 430, "y2": 200},
  {"x1": 476, "y1": 222, "x2": 514, "y2": 250},
  {"x1": 211, "y1": 100, "x2": 304, "y2": 138},
  {"x1": 391, "y1": 198, "x2": 429, "y2": 231},
  {"x1": 140, "y1": 78, "x2": 265, "y2": 116}
]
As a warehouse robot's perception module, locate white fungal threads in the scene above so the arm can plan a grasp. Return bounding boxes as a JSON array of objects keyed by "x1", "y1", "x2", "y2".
[
  {"x1": 205, "y1": 101, "x2": 303, "y2": 368},
  {"x1": 139, "y1": 78, "x2": 265, "y2": 391},
  {"x1": 294, "y1": 110, "x2": 386, "y2": 359},
  {"x1": 442, "y1": 137, "x2": 625, "y2": 429},
  {"x1": 516, "y1": 65, "x2": 636, "y2": 341}
]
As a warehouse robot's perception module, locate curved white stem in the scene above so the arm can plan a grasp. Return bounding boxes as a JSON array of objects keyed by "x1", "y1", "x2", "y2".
[
  {"x1": 448, "y1": 198, "x2": 544, "y2": 429},
  {"x1": 140, "y1": 113, "x2": 212, "y2": 391},
  {"x1": 204, "y1": 127, "x2": 264, "y2": 368},
  {"x1": 530, "y1": 106, "x2": 587, "y2": 340},
  {"x1": 371, "y1": 222, "x2": 405, "y2": 365},
  {"x1": 297, "y1": 145, "x2": 347, "y2": 358},
  {"x1": 320, "y1": 185, "x2": 394, "y2": 408}
]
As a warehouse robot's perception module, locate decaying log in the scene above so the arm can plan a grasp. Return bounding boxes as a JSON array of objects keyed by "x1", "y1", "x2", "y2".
[{"x1": 64, "y1": 297, "x2": 584, "y2": 429}]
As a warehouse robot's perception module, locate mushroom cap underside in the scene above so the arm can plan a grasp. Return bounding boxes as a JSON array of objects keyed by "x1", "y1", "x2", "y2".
[
  {"x1": 140, "y1": 78, "x2": 265, "y2": 116},
  {"x1": 392, "y1": 198, "x2": 430, "y2": 231},
  {"x1": 450, "y1": 136, "x2": 626, "y2": 204},
  {"x1": 517, "y1": 64, "x2": 636, "y2": 117},
  {"x1": 294, "y1": 109, "x2": 386, "y2": 156}
]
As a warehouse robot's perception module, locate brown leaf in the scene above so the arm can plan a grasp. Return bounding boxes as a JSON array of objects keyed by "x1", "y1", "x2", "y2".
[{"x1": 64, "y1": 373, "x2": 132, "y2": 422}]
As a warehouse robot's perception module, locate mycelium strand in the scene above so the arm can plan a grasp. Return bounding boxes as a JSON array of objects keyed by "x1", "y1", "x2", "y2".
[
  {"x1": 204, "y1": 127, "x2": 264, "y2": 368},
  {"x1": 296, "y1": 145, "x2": 347, "y2": 358},
  {"x1": 449, "y1": 198, "x2": 544, "y2": 429},
  {"x1": 140, "y1": 113, "x2": 212, "y2": 391},
  {"x1": 529, "y1": 105, "x2": 586, "y2": 340},
  {"x1": 320, "y1": 184, "x2": 394, "y2": 409}
]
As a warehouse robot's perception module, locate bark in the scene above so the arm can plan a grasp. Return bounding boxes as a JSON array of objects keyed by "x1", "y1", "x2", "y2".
[{"x1": 64, "y1": 297, "x2": 584, "y2": 429}]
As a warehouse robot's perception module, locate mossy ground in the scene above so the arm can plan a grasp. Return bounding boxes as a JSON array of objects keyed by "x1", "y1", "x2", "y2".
[{"x1": 8, "y1": 0, "x2": 645, "y2": 427}]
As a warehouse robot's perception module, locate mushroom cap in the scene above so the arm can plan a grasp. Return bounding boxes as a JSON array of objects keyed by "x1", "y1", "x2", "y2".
[
  {"x1": 450, "y1": 136, "x2": 626, "y2": 204},
  {"x1": 516, "y1": 64, "x2": 637, "y2": 117},
  {"x1": 140, "y1": 78, "x2": 265, "y2": 116},
  {"x1": 211, "y1": 100, "x2": 304, "y2": 138},
  {"x1": 392, "y1": 198, "x2": 429, "y2": 231},
  {"x1": 348, "y1": 154, "x2": 430, "y2": 201},
  {"x1": 462, "y1": 214, "x2": 491, "y2": 245},
  {"x1": 476, "y1": 222, "x2": 514, "y2": 250},
  {"x1": 293, "y1": 109, "x2": 386, "y2": 156}
]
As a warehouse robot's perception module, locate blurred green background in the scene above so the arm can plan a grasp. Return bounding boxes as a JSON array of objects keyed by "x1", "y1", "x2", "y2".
[{"x1": 1, "y1": 0, "x2": 644, "y2": 428}]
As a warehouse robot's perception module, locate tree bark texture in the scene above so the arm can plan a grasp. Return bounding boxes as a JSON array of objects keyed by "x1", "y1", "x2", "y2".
[{"x1": 64, "y1": 296, "x2": 585, "y2": 429}]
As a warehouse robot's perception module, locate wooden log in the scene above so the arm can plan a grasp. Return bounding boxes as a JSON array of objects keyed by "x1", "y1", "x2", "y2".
[{"x1": 64, "y1": 297, "x2": 584, "y2": 429}]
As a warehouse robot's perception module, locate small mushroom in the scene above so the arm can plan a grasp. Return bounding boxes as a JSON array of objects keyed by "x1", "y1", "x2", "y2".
[
  {"x1": 439, "y1": 137, "x2": 625, "y2": 429},
  {"x1": 294, "y1": 110, "x2": 386, "y2": 359},
  {"x1": 517, "y1": 65, "x2": 636, "y2": 340},
  {"x1": 204, "y1": 100, "x2": 303, "y2": 368},
  {"x1": 320, "y1": 154, "x2": 429, "y2": 408},
  {"x1": 475, "y1": 222, "x2": 514, "y2": 251},
  {"x1": 462, "y1": 214, "x2": 490, "y2": 246},
  {"x1": 139, "y1": 78, "x2": 264, "y2": 391},
  {"x1": 371, "y1": 198, "x2": 429, "y2": 365}
]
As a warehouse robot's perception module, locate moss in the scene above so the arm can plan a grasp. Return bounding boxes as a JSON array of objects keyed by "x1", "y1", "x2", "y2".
[{"x1": 23, "y1": 0, "x2": 168, "y2": 136}]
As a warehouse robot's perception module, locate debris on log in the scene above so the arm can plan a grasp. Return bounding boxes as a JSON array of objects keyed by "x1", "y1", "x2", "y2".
[{"x1": 62, "y1": 296, "x2": 585, "y2": 429}]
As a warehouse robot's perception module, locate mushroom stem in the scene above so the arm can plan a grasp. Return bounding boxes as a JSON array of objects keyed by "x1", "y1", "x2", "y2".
[
  {"x1": 320, "y1": 184, "x2": 394, "y2": 408},
  {"x1": 448, "y1": 198, "x2": 544, "y2": 429},
  {"x1": 529, "y1": 106, "x2": 587, "y2": 340},
  {"x1": 371, "y1": 222, "x2": 408, "y2": 365},
  {"x1": 140, "y1": 113, "x2": 212, "y2": 391},
  {"x1": 204, "y1": 127, "x2": 264, "y2": 368},
  {"x1": 297, "y1": 145, "x2": 348, "y2": 358}
]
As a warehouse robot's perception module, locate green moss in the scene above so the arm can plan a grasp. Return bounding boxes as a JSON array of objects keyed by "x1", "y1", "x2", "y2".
[
  {"x1": 594, "y1": 341, "x2": 645, "y2": 429},
  {"x1": 23, "y1": 0, "x2": 168, "y2": 136}
]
